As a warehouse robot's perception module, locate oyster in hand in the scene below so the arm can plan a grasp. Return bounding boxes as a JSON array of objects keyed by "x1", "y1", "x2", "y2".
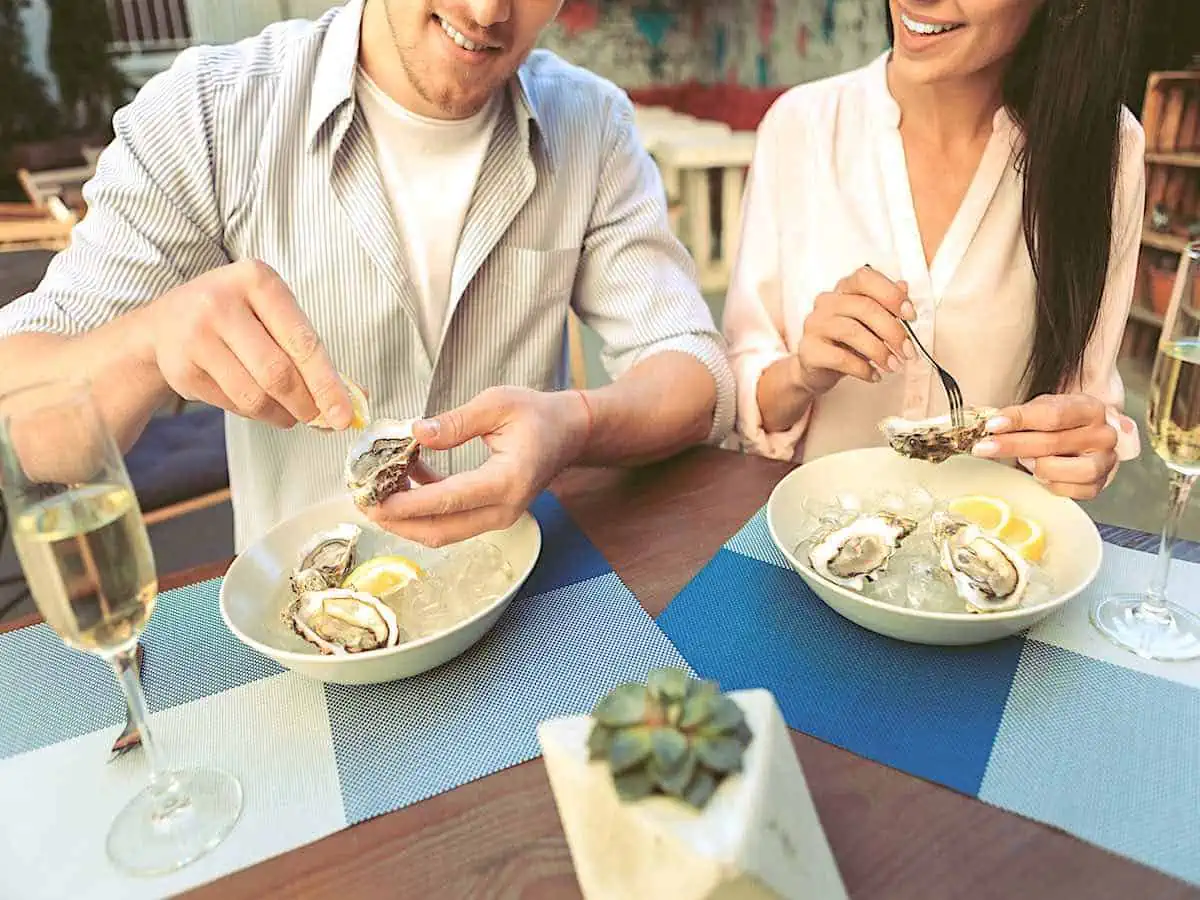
[
  {"x1": 879, "y1": 407, "x2": 997, "y2": 464},
  {"x1": 287, "y1": 587, "x2": 403, "y2": 654},
  {"x1": 808, "y1": 511, "x2": 917, "y2": 591},
  {"x1": 931, "y1": 512, "x2": 1028, "y2": 613},
  {"x1": 345, "y1": 418, "x2": 422, "y2": 508}
]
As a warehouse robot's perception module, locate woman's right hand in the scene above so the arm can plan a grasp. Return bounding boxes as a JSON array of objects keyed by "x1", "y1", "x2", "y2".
[
  {"x1": 792, "y1": 266, "x2": 917, "y2": 396},
  {"x1": 143, "y1": 259, "x2": 353, "y2": 430}
]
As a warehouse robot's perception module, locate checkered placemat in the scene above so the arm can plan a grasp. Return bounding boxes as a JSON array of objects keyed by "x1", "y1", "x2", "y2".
[
  {"x1": 0, "y1": 493, "x2": 691, "y2": 899},
  {"x1": 657, "y1": 508, "x2": 1200, "y2": 888}
]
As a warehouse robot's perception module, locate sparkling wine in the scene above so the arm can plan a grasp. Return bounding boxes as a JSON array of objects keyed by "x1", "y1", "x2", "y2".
[
  {"x1": 1147, "y1": 338, "x2": 1200, "y2": 475},
  {"x1": 12, "y1": 483, "x2": 157, "y2": 654}
]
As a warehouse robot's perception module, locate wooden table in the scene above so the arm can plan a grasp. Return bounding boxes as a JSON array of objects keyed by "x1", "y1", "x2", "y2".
[{"x1": 6, "y1": 447, "x2": 1197, "y2": 898}]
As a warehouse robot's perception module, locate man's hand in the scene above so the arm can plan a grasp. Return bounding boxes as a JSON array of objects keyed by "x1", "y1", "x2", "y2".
[
  {"x1": 145, "y1": 259, "x2": 352, "y2": 429},
  {"x1": 971, "y1": 393, "x2": 1121, "y2": 499},
  {"x1": 365, "y1": 386, "x2": 591, "y2": 547}
]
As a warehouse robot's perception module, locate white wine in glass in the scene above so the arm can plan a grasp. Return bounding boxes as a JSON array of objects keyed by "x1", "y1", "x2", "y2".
[
  {"x1": 1091, "y1": 240, "x2": 1200, "y2": 661},
  {"x1": 0, "y1": 378, "x2": 243, "y2": 875}
]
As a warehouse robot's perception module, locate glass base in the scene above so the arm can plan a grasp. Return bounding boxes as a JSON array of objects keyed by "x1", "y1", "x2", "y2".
[
  {"x1": 106, "y1": 766, "x2": 243, "y2": 877},
  {"x1": 1090, "y1": 593, "x2": 1200, "y2": 662}
]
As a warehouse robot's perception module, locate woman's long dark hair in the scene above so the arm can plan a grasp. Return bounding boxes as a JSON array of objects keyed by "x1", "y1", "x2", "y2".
[{"x1": 886, "y1": 0, "x2": 1141, "y2": 400}]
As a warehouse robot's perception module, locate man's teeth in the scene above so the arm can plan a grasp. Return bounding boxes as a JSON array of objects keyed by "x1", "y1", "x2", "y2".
[
  {"x1": 437, "y1": 15, "x2": 491, "y2": 52},
  {"x1": 900, "y1": 12, "x2": 962, "y2": 35}
]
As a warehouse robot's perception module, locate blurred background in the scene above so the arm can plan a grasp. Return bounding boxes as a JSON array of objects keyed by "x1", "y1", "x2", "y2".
[{"x1": 0, "y1": 0, "x2": 1198, "y2": 622}]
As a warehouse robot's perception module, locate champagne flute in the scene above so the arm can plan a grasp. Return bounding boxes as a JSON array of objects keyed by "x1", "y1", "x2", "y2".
[
  {"x1": 1091, "y1": 240, "x2": 1200, "y2": 661},
  {"x1": 0, "y1": 378, "x2": 243, "y2": 875}
]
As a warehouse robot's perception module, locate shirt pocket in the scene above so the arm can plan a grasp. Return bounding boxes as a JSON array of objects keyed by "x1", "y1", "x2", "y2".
[{"x1": 487, "y1": 246, "x2": 581, "y2": 303}]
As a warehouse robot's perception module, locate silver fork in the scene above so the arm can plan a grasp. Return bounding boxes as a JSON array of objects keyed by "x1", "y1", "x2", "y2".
[{"x1": 898, "y1": 318, "x2": 965, "y2": 428}]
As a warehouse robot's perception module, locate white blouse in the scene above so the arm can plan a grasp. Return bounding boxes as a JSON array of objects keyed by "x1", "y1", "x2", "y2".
[{"x1": 723, "y1": 51, "x2": 1145, "y2": 464}]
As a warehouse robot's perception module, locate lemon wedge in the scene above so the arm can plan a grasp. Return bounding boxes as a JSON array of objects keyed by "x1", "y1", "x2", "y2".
[
  {"x1": 309, "y1": 373, "x2": 371, "y2": 430},
  {"x1": 342, "y1": 554, "x2": 424, "y2": 596},
  {"x1": 946, "y1": 495, "x2": 1012, "y2": 536},
  {"x1": 997, "y1": 515, "x2": 1046, "y2": 563}
]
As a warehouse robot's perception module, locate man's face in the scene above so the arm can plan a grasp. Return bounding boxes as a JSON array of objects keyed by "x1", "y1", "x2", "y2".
[{"x1": 381, "y1": 0, "x2": 564, "y2": 118}]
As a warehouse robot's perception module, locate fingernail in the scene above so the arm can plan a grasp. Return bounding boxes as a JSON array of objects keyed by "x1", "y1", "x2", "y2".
[
  {"x1": 871, "y1": 370, "x2": 882, "y2": 382},
  {"x1": 902, "y1": 340, "x2": 916, "y2": 360},
  {"x1": 888, "y1": 355, "x2": 902, "y2": 372},
  {"x1": 900, "y1": 301, "x2": 915, "y2": 319},
  {"x1": 972, "y1": 439, "x2": 998, "y2": 457},
  {"x1": 417, "y1": 418, "x2": 439, "y2": 436},
  {"x1": 986, "y1": 416, "x2": 1011, "y2": 432}
]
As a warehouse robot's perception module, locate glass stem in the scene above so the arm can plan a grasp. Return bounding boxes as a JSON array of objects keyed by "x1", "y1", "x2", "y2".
[
  {"x1": 109, "y1": 646, "x2": 188, "y2": 819},
  {"x1": 1147, "y1": 470, "x2": 1197, "y2": 611}
]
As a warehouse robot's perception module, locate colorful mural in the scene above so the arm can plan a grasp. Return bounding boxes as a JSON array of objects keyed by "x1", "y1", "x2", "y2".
[{"x1": 539, "y1": 0, "x2": 890, "y2": 90}]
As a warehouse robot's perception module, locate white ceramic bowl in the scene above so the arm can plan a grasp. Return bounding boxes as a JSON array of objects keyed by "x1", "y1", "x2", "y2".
[
  {"x1": 766, "y1": 447, "x2": 1104, "y2": 646},
  {"x1": 219, "y1": 495, "x2": 542, "y2": 684}
]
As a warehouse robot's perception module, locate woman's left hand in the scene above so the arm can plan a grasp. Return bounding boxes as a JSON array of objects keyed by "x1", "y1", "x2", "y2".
[{"x1": 970, "y1": 393, "x2": 1120, "y2": 499}]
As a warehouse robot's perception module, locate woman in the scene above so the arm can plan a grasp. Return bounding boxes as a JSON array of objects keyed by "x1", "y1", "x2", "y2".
[{"x1": 723, "y1": 0, "x2": 1144, "y2": 499}]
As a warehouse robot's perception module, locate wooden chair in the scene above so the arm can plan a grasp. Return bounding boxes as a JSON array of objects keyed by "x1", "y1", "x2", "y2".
[
  {"x1": 16, "y1": 164, "x2": 95, "y2": 216},
  {"x1": 0, "y1": 198, "x2": 77, "y2": 253}
]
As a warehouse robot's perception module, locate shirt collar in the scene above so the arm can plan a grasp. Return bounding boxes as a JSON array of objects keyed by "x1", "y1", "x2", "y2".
[{"x1": 305, "y1": 0, "x2": 550, "y2": 165}]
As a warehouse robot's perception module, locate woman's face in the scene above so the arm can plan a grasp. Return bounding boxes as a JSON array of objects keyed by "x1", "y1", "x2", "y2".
[{"x1": 888, "y1": 0, "x2": 1045, "y2": 85}]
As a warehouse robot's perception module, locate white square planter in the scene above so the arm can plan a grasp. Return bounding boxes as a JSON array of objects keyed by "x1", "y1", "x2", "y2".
[{"x1": 537, "y1": 688, "x2": 847, "y2": 899}]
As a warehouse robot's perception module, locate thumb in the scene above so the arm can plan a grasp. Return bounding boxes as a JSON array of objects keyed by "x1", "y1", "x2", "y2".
[{"x1": 413, "y1": 395, "x2": 503, "y2": 450}]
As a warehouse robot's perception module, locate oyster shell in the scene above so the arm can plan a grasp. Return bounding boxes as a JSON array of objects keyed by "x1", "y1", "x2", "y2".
[
  {"x1": 808, "y1": 511, "x2": 918, "y2": 591},
  {"x1": 293, "y1": 523, "x2": 361, "y2": 589},
  {"x1": 287, "y1": 587, "x2": 403, "y2": 654},
  {"x1": 345, "y1": 418, "x2": 422, "y2": 508},
  {"x1": 879, "y1": 407, "x2": 997, "y2": 464},
  {"x1": 931, "y1": 512, "x2": 1028, "y2": 613}
]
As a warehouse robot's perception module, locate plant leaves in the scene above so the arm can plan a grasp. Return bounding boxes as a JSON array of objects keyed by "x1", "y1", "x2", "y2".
[
  {"x1": 650, "y1": 727, "x2": 689, "y2": 772},
  {"x1": 593, "y1": 682, "x2": 649, "y2": 727},
  {"x1": 647, "y1": 667, "x2": 691, "y2": 703},
  {"x1": 694, "y1": 735, "x2": 745, "y2": 773},
  {"x1": 608, "y1": 725, "x2": 653, "y2": 774},
  {"x1": 614, "y1": 768, "x2": 655, "y2": 803},
  {"x1": 683, "y1": 768, "x2": 718, "y2": 809},
  {"x1": 678, "y1": 681, "x2": 720, "y2": 730},
  {"x1": 700, "y1": 695, "x2": 745, "y2": 735},
  {"x1": 587, "y1": 723, "x2": 613, "y2": 760},
  {"x1": 653, "y1": 748, "x2": 697, "y2": 797}
]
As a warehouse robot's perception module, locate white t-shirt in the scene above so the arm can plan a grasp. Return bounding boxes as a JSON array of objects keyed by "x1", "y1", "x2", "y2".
[{"x1": 355, "y1": 67, "x2": 501, "y2": 357}]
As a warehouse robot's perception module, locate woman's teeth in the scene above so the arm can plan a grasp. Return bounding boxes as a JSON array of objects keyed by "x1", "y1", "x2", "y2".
[
  {"x1": 900, "y1": 12, "x2": 963, "y2": 35},
  {"x1": 437, "y1": 15, "x2": 492, "y2": 52}
]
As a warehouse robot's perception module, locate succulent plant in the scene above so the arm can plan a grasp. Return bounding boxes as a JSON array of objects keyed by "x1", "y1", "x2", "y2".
[{"x1": 587, "y1": 667, "x2": 753, "y2": 810}]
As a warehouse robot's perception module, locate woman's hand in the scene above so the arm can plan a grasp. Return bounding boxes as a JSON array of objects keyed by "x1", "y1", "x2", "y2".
[
  {"x1": 792, "y1": 266, "x2": 917, "y2": 396},
  {"x1": 971, "y1": 393, "x2": 1122, "y2": 499}
]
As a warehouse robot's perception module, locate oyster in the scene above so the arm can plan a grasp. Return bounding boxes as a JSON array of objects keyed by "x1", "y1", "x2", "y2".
[
  {"x1": 808, "y1": 511, "x2": 917, "y2": 591},
  {"x1": 931, "y1": 512, "x2": 1028, "y2": 613},
  {"x1": 345, "y1": 418, "x2": 422, "y2": 508},
  {"x1": 879, "y1": 407, "x2": 997, "y2": 464},
  {"x1": 287, "y1": 587, "x2": 403, "y2": 654},
  {"x1": 293, "y1": 523, "x2": 361, "y2": 589}
]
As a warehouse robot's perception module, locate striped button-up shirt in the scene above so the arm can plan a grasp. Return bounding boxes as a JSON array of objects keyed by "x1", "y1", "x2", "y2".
[{"x1": 0, "y1": 0, "x2": 735, "y2": 551}]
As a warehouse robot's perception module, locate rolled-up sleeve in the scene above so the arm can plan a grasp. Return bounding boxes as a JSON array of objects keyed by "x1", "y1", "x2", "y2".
[
  {"x1": 0, "y1": 46, "x2": 228, "y2": 342},
  {"x1": 1069, "y1": 109, "x2": 1146, "y2": 464},
  {"x1": 721, "y1": 105, "x2": 808, "y2": 460},
  {"x1": 570, "y1": 90, "x2": 736, "y2": 445}
]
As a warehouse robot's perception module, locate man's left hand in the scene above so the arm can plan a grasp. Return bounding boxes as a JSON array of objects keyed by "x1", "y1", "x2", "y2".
[
  {"x1": 970, "y1": 393, "x2": 1121, "y2": 500},
  {"x1": 365, "y1": 386, "x2": 590, "y2": 546}
]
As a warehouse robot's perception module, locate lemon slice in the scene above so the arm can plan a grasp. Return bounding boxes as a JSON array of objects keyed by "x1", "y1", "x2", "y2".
[
  {"x1": 310, "y1": 374, "x2": 370, "y2": 431},
  {"x1": 342, "y1": 554, "x2": 425, "y2": 597},
  {"x1": 997, "y1": 515, "x2": 1046, "y2": 563},
  {"x1": 946, "y1": 495, "x2": 1012, "y2": 536}
]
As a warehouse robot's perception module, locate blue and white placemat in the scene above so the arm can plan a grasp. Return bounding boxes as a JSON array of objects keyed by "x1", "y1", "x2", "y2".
[
  {"x1": 657, "y1": 508, "x2": 1200, "y2": 888},
  {"x1": 0, "y1": 493, "x2": 690, "y2": 899}
]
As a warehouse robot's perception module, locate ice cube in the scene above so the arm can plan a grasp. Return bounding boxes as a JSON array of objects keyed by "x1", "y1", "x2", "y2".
[
  {"x1": 1022, "y1": 566, "x2": 1056, "y2": 608},
  {"x1": 904, "y1": 560, "x2": 963, "y2": 613},
  {"x1": 905, "y1": 486, "x2": 936, "y2": 521}
]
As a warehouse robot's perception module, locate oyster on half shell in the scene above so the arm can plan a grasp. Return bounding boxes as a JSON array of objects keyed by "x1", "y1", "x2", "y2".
[
  {"x1": 879, "y1": 407, "x2": 997, "y2": 464},
  {"x1": 808, "y1": 511, "x2": 918, "y2": 591},
  {"x1": 931, "y1": 512, "x2": 1028, "y2": 613},
  {"x1": 287, "y1": 587, "x2": 404, "y2": 654},
  {"x1": 344, "y1": 418, "x2": 422, "y2": 508},
  {"x1": 290, "y1": 523, "x2": 361, "y2": 594}
]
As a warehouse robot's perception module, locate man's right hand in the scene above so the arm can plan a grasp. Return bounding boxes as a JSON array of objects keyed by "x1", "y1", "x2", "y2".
[
  {"x1": 791, "y1": 265, "x2": 917, "y2": 396},
  {"x1": 144, "y1": 259, "x2": 353, "y2": 430}
]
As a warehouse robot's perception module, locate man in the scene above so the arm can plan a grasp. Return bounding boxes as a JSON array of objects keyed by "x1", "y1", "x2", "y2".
[{"x1": 0, "y1": 0, "x2": 734, "y2": 551}]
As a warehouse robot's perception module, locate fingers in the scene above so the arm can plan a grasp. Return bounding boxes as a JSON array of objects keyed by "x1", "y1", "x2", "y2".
[
  {"x1": 986, "y1": 393, "x2": 1107, "y2": 436},
  {"x1": 973, "y1": 423, "x2": 1116, "y2": 460},
  {"x1": 1029, "y1": 451, "x2": 1116, "y2": 489},
  {"x1": 798, "y1": 334, "x2": 877, "y2": 385},
  {"x1": 215, "y1": 299, "x2": 317, "y2": 424},
  {"x1": 374, "y1": 466, "x2": 506, "y2": 520},
  {"x1": 414, "y1": 389, "x2": 509, "y2": 451},
  {"x1": 239, "y1": 260, "x2": 351, "y2": 429},
  {"x1": 192, "y1": 331, "x2": 296, "y2": 428},
  {"x1": 813, "y1": 293, "x2": 912, "y2": 364},
  {"x1": 407, "y1": 459, "x2": 445, "y2": 486},
  {"x1": 834, "y1": 266, "x2": 915, "y2": 320},
  {"x1": 370, "y1": 504, "x2": 520, "y2": 548}
]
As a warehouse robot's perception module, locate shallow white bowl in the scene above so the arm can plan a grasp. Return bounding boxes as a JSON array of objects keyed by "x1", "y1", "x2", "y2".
[
  {"x1": 765, "y1": 447, "x2": 1104, "y2": 646},
  {"x1": 219, "y1": 494, "x2": 542, "y2": 684}
]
